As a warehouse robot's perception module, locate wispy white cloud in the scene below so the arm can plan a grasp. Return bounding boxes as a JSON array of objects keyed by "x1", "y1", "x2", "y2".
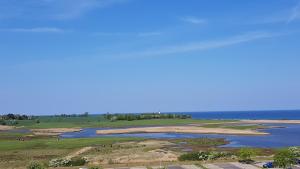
[
  {"x1": 92, "y1": 31, "x2": 162, "y2": 37},
  {"x1": 180, "y1": 16, "x2": 206, "y2": 24},
  {"x1": 137, "y1": 31, "x2": 162, "y2": 37},
  {"x1": 287, "y1": 1, "x2": 300, "y2": 23},
  {"x1": 121, "y1": 31, "x2": 279, "y2": 58},
  {"x1": 0, "y1": 27, "x2": 65, "y2": 33},
  {"x1": 254, "y1": 1, "x2": 300, "y2": 24},
  {"x1": 0, "y1": 0, "x2": 129, "y2": 20}
]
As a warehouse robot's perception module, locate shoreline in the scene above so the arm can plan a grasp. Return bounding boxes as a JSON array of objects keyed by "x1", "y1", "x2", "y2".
[
  {"x1": 239, "y1": 119, "x2": 300, "y2": 124},
  {"x1": 96, "y1": 126, "x2": 268, "y2": 135}
]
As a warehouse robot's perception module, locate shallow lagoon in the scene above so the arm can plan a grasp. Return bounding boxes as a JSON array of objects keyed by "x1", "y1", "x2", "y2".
[{"x1": 60, "y1": 124, "x2": 300, "y2": 148}]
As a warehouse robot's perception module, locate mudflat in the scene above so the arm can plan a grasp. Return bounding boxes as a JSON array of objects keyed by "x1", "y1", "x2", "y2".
[{"x1": 96, "y1": 126, "x2": 268, "y2": 135}]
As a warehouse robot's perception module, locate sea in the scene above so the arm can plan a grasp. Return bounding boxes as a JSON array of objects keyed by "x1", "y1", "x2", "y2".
[{"x1": 179, "y1": 110, "x2": 300, "y2": 120}]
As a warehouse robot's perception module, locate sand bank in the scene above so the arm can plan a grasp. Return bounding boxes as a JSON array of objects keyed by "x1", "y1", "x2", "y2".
[
  {"x1": 240, "y1": 120, "x2": 300, "y2": 124},
  {"x1": 31, "y1": 128, "x2": 82, "y2": 136},
  {"x1": 0, "y1": 125, "x2": 14, "y2": 131},
  {"x1": 96, "y1": 126, "x2": 267, "y2": 135}
]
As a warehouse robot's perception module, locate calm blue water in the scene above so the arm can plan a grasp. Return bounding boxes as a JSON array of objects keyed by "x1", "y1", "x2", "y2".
[
  {"x1": 61, "y1": 110, "x2": 300, "y2": 148},
  {"x1": 181, "y1": 110, "x2": 300, "y2": 120},
  {"x1": 60, "y1": 124, "x2": 300, "y2": 148}
]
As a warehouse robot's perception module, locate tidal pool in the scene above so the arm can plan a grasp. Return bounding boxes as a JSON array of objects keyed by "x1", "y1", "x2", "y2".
[{"x1": 60, "y1": 124, "x2": 300, "y2": 148}]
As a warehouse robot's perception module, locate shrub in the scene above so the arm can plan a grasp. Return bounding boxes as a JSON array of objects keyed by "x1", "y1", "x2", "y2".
[
  {"x1": 238, "y1": 148, "x2": 256, "y2": 163},
  {"x1": 27, "y1": 161, "x2": 44, "y2": 169},
  {"x1": 0, "y1": 120, "x2": 6, "y2": 125},
  {"x1": 288, "y1": 147, "x2": 300, "y2": 157},
  {"x1": 89, "y1": 167, "x2": 101, "y2": 169},
  {"x1": 178, "y1": 152, "x2": 200, "y2": 161},
  {"x1": 49, "y1": 158, "x2": 71, "y2": 167},
  {"x1": 178, "y1": 151, "x2": 232, "y2": 161},
  {"x1": 274, "y1": 149, "x2": 296, "y2": 169},
  {"x1": 70, "y1": 157, "x2": 86, "y2": 166}
]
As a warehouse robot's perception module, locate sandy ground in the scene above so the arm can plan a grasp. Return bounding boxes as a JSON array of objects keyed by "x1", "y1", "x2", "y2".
[
  {"x1": 96, "y1": 126, "x2": 267, "y2": 135},
  {"x1": 0, "y1": 125, "x2": 14, "y2": 131},
  {"x1": 87, "y1": 140, "x2": 179, "y2": 165},
  {"x1": 240, "y1": 119, "x2": 300, "y2": 124},
  {"x1": 31, "y1": 128, "x2": 82, "y2": 136},
  {"x1": 65, "y1": 146, "x2": 93, "y2": 159}
]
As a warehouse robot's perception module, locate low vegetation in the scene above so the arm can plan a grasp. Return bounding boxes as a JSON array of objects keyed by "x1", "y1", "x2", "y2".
[
  {"x1": 178, "y1": 151, "x2": 234, "y2": 161},
  {"x1": 274, "y1": 148, "x2": 298, "y2": 168},
  {"x1": 103, "y1": 113, "x2": 191, "y2": 121},
  {"x1": 27, "y1": 161, "x2": 45, "y2": 169},
  {"x1": 238, "y1": 148, "x2": 257, "y2": 163}
]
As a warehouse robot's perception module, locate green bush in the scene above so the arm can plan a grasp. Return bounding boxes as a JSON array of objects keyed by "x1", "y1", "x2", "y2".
[
  {"x1": 178, "y1": 152, "x2": 200, "y2": 161},
  {"x1": 178, "y1": 151, "x2": 232, "y2": 161},
  {"x1": 274, "y1": 149, "x2": 296, "y2": 169},
  {"x1": 288, "y1": 147, "x2": 300, "y2": 157},
  {"x1": 238, "y1": 148, "x2": 256, "y2": 162},
  {"x1": 89, "y1": 167, "x2": 101, "y2": 169},
  {"x1": 49, "y1": 158, "x2": 71, "y2": 167},
  {"x1": 70, "y1": 157, "x2": 86, "y2": 166},
  {"x1": 27, "y1": 161, "x2": 44, "y2": 169}
]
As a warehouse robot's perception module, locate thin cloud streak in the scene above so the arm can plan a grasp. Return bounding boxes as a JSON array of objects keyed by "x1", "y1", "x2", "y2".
[
  {"x1": 122, "y1": 31, "x2": 280, "y2": 58},
  {"x1": 0, "y1": 0, "x2": 129, "y2": 20},
  {"x1": 0, "y1": 27, "x2": 65, "y2": 33},
  {"x1": 180, "y1": 16, "x2": 206, "y2": 24},
  {"x1": 92, "y1": 31, "x2": 162, "y2": 37},
  {"x1": 287, "y1": 1, "x2": 300, "y2": 23}
]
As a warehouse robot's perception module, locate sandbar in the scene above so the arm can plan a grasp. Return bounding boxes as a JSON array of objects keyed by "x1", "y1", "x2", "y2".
[{"x1": 96, "y1": 126, "x2": 268, "y2": 135}]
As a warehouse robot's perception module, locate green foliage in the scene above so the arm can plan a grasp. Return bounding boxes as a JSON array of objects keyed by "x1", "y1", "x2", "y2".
[
  {"x1": 274, "y1": 149, "x2": 296, "y2": 169},
  {"x1": 70, "y1": 157, "x2": 86, "y2": 166},
  {"x1": 178, "y1": 151, "x2": 233, "y2": 161},
  {"x1": 104, "y1": 113, "x2": 191, "y2": 122},
  {"x1": 288, "y1": 147, "x2": 300, "y2": 157},
  {"x1": 49, "y1": 158, "x2": 71, "y2": 167},
  {"x1": 178, "y1": 152, "x2": 201, "y2": 161},
  {"x1": 27, "y1": 161, "x2": 44, "y2": 169},
  {"x1": 238, "y1": 148, "x2": 256, "y2": 161},
  {"x1": 89, "y1": 166, "x2": 101, "y2": 169},
  {"x1": 0, "y1": 137, "x2": 142, "y2": 151}
]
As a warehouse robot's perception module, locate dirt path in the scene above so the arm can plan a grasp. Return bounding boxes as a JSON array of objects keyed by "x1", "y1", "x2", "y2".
[{"x1": 65, "y1": 146, "x2": 93, "y2": 159}]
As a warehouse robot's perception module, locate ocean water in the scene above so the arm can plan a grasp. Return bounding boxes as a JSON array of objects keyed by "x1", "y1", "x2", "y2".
[{"x1": 181, "y1": 110, "x2": 300, "y2": 120}]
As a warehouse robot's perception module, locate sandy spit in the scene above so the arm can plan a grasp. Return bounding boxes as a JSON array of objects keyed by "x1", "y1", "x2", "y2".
[
  {"x1": 31, "y1": 128, "x2": 82, "y2": 136},
  {"x1": 96, "y1": 126, "x2": 268, "y2": 135},
  {"x1": 240, "y1": 120, "x2": 300, "y2": 124},
  {"x1": 0, "y1": 125, "x2": 15, "y2": 131}
]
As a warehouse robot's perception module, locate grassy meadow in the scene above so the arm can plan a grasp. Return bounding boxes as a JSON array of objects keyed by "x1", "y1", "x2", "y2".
[{"x1": 9, "y1": 115, "x2": 237, "y2": 129}]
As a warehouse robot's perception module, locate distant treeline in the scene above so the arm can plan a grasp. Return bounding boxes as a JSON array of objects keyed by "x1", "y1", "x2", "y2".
[
  {"x1": 103, "y1": 113, "x2": 191, "y2": 121},
  {"x1": 0, "y1": 113, "x2": 34, "y2": 120},
  {"x1": 54, "y1": 112, "x2": 89, "y2": 118}
]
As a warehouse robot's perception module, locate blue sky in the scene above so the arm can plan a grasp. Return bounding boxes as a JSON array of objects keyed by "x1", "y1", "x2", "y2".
[{"x1": 1, "y1": 0, "x2": 300, "y2": 114}]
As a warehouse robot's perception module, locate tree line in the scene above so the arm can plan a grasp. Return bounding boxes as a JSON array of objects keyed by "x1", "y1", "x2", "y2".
[{"x1": 103, "y1": 113, "x2": 191, "y2": 121}]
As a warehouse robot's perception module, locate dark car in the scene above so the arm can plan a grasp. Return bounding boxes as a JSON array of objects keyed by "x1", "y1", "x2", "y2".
[
  {"x1": 263, "y1": 162, "x2": 274, "y2": 168},
  {"x1": 294, "y1": 158, "x2": 300, "y2": 164}
]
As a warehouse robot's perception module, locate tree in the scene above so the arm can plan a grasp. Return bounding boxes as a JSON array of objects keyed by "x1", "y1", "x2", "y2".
[
  {"x1": 274, "y1": 149, "x2": 296, "y2": 169},
  {"x1": 238, "y1": 148, "x2": 256, "y2": 163}
]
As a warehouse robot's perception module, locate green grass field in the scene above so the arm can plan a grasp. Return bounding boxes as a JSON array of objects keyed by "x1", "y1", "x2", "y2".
[
  {"x1": 0, "y1": 137, "x2": 143, "y2": 151},
  {"x1": 11, "y1": 116, "x2": 237, "y2": 129}
]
